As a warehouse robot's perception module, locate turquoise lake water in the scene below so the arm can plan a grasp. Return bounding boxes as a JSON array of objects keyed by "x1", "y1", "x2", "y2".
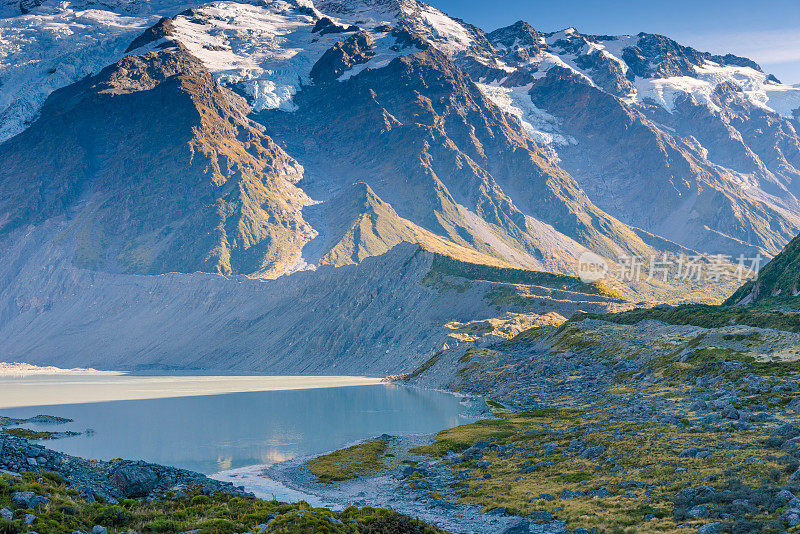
[{"x1": 0, "y1": 378, "x2": 471, "y2": 474}]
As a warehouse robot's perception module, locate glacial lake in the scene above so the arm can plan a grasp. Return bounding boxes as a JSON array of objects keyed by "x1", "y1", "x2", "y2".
[{"x1": 0, "y1": 374, "x2": 474, "y2": 475}]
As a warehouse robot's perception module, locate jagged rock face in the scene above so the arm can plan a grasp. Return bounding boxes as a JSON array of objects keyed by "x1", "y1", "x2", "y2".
[
  {"x1": 0, "y1": 45, "x2": 314, "y2": 277},
  {"x1": 443, "y1": 22, "x2": 800, "y2": 255},
  {"x1": 446, "y1": 26, "x2": 800, "y2": 255},
  {"x1": 621, "y1": 33, "x2": 762, "y2": 79},
  {"x1": 263, "y1": 44, "x2": 659, "y2": 270},
  {"x1": 526, "y1": 67, "x2": 798, "y2": 256},
  {"x1": 488, "y1": 20, "x2": 543, "y2": 56},
  {"x1": 125, "y1": 16, "x2": 176, "y2": 53},
  {"x1": 310, "y1": 31, "x2": 375, "y2": 84}
]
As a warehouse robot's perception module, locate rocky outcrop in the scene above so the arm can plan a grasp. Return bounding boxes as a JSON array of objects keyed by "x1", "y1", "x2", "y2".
[
  {"x1": 111, "y1": 465, "x2": 159, "y2": 498},
  {"x1": 621, "y1": 33, "x2": 761, "y2": 79},
  {"x1": 0, "y1": 434, "x2": 246, "y2": 501},
  {"x1": 310, "y1": 31, "x2": 375, "y2": 84},
  {"x1": 124, "y1": 16, "x2": 176, "y2": 52}
]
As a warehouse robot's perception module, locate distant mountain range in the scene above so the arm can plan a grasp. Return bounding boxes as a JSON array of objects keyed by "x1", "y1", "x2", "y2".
[{"x1": 0, "y1": 0, "x2": 798, "y2": 371}]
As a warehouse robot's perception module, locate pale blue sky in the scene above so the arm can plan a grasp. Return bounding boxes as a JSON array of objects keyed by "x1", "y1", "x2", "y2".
[{"x1": 426, "y1": 0, "x2": 800, "y2": 84}]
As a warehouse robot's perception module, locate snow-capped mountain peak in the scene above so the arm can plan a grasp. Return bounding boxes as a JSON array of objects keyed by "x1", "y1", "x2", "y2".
[{"x1": 1, "y1": 0, "x2": 800, "y2": 269}]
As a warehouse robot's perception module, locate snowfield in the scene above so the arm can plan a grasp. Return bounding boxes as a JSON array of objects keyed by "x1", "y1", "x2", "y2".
[
  {"x1": 0, "y1": 7, "x2": 158, "y2": 141},
  {"x1": 1, "y1": 0, "x2": 798, "y2": 143},
  {"x1": 476, "y1": 82, "x2": 576, "y2": 148},
  {"x1": 632, "y1": 62, "x2": 800, "y2": 118},
  {"x1": 171, "y1": 0, "x2": 420, "y2": 112}
]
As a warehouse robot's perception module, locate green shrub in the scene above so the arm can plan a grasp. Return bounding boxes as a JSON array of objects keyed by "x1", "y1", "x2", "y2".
[
  {"x1": 0, "y1": 519, "x2": 17, "y2": 534},
  {"x1": 198, "y1": 518, "x2": 238, "y2": 534},
  {"x1": 190, "y1": 495, "x2": 211, "y2": 506},
  {"x1": 94, "y1": 505, "x2": 133, "y2": 527},
  {"x1": 143, "y1": 518, "x2": 180, "y2": 533}
]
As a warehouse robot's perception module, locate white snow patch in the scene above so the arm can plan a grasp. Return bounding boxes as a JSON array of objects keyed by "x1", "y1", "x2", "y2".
[
  {"x1": 476, "y1": 82, "x2": 576, "y2": 148},
  {"x1": 0, "y1": 6, "x2": 165, "y2": 141},
  {"x1": 633, "y1": 61, "x2": 800, "y2": 118},
  {"x1": 171, "y1": 1, "x2": 327, "y2": 112},
  {"x1": 172, "y1": 1, "x2": 416, "y2": 112},
  {"x1": 594, "y1": 35, "x2": 636, "y2": 62},
  {"x1": 411, "y1": 2, "x2": 473, "y2": 56},
  {"x1": 315, "y1": 0, "x2": 474, "y2": 58},
  {"x1": 634, "y1": 75, "x2": 716, "y2": 113}
]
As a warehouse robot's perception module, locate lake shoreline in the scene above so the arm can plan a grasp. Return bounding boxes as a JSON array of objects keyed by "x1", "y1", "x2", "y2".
[
  {"x1": 0, "y1": 373, "x2": 384, "y2": 409},
  {"x1": 208, "y1": 389, "x2": 499, "y2": 532}
]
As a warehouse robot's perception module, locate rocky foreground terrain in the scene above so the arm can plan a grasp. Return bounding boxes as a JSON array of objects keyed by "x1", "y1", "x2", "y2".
[
  {"x1": 0, "y1": 433, "x2": 249, "y2": 502},
  {"x1": 259, "y1": 306, "x2": 800, "y2": 534},
  {"x1": 277, "y1": 242, "x2": 800, "y2": 533},
  {"x1": 4, "y1": 305, "x2": 800, "y2": 534},
  {"x1": 0, "y1": 434, "x2": 448, "y2": 533}
]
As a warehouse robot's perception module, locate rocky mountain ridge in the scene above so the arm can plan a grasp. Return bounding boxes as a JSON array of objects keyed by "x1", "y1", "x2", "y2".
[{"x1": 3, "y1": 0, "x2": 800, "y2": 270}]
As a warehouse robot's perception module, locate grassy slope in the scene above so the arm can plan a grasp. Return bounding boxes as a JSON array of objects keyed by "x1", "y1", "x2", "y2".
[
  {"x1": 0, "y1": 471, "x2": 445, "y2": 534},
  {"x1": 426, "y1": 253, "x2": 625, "y2": 299},
  {"x1": 306, "y1": 440, "x2": 389, "y2": 483},
  {"x1": 410, "y1": 409, "x2": 795, "y2": 533},
  {"x1": 317, "y1": 183, "x2": 513, "y2": 269},
  {"x1": 726, "y1": 233, "x2": 800, "y2": 306},
  {"x1": 577, "y1": 304, "x2": 800, "y2": 333}
]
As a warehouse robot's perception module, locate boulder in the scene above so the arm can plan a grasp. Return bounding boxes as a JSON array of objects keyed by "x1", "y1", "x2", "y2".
[
  {"x1": 697, "y1": 522, "x2": 721, "y2": 534},
  {"x1": 110, "y1": 465, "x2": 159, "y2": 498},
  {"x1": 529, "y1": 510, "x2": 552, "y2": 522},
  {"x1": 688, "y1": 504, "x2": 711, "y2": 518},
  {"x1": 581, "y1": 446, "x2": 605, "y2": 459},
  {"x1": 11, "y1": 491, "x2": 49, "y2": 509}
]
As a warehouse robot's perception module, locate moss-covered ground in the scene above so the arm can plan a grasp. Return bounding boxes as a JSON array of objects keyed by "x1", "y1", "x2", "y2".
[
  {"x1": 306, "y1": 440, "x2": 390, "y2": 483},
  {"x1": 408, "y1": 409, "x2": 798, "y2": 533}
]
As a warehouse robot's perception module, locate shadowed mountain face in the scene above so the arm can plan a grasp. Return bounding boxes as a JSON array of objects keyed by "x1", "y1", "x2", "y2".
[
  {"x1": 459, "y1": 26, "x2": 800, "y2": 257},
  {"x1": 0, "y1": 44, "x2": 314, "y2": 277},
  {"x1": 524, "y1": 67, "x2": 797, "y2": 256}
]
